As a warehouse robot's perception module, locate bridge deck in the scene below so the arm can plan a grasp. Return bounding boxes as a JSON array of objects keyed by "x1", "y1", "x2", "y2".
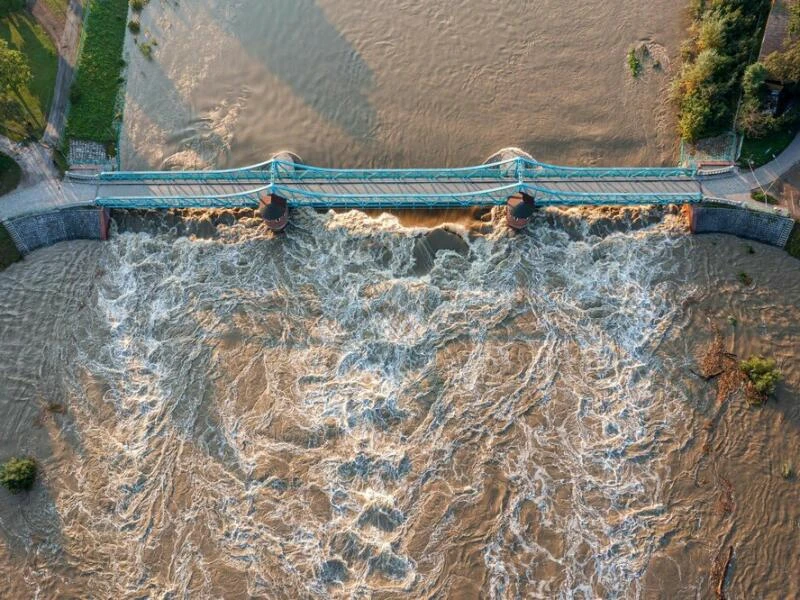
[{"x1": 93, "y1": 176, "x2": 703, "y2": 209}]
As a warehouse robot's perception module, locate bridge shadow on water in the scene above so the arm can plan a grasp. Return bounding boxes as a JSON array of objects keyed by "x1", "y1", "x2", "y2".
[
  {"x1": 122, "y1": 0, "x2": 377, "y2": 169},
  {"x1": 203, "y1": 0, "x2": 377, "y2": 140}
]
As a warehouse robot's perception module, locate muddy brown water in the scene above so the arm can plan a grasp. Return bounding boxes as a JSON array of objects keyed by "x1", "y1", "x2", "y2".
[
  {"x1": 3, "y1": 0, "x2": 800, "y2": 597},
  {"x1": 0, "y1": 208, "x2": 798, "y2": 598},
  {"x1": 120, "y1": 0, "x2": 682, "y2": 169}
]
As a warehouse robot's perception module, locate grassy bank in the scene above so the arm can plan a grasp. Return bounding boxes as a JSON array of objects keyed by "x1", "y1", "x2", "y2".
[
  {"x1": 0, "y1": 223, "x2": 22, "y2": 270},
  {"x1": 0, "y1": 11, "x2": 58, "y2": 141},
  {"x1": 740, "y1": 122, "x2": 800, "y2": 167},
  {"x1": 0, "y1": 152, "x2": 22, "y2": 195},
  {"x1": 66, "y1": 0, "x2": 129, "y2": 144}
]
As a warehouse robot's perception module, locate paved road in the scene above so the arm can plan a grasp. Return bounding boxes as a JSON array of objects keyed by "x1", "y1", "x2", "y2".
[{"x1": 702, "y1": 132, "x2": 800, "y2": 202}]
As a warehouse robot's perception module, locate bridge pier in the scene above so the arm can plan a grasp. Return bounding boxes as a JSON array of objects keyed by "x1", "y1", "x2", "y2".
[
  {"x1": 506, "y1": 193, "x2": 536, "y2": 229},
  {"x1": 259, "y1": 194, "x2": 289, "y2": 232}
]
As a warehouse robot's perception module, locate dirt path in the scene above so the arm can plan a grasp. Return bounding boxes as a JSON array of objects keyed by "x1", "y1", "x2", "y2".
[{"x1": 41, "y1": 0, "x2": 84, "y2": 147}]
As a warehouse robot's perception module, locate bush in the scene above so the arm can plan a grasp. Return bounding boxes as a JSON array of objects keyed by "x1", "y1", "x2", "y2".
[
  {"x1": 0, "y1": 457, "x2": 37, "y2": 493},
  {"x1": 751, "y1": 190, "x2": 777, "y2": 204},
  {"x1": 627, "y1": 48, "x2": 642, "y2": 78},
  {"x1": 740, "y1": 355, "x2": 782, "y2": 404},
  {"x1": 128, "y1": 20, "x2": 140, "y2": 34},
  {"x1": 130, "y1": 0, "x2": 146, "y2": 11}
]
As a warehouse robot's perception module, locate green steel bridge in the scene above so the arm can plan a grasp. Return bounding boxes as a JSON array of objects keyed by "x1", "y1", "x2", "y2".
[{"x1": 90, "y1": 153, "x2": 703, "y2": 212}]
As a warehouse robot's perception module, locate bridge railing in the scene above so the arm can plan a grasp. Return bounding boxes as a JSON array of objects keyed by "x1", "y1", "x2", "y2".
[
  {"x1": 95, "y1": 157, "x2": 697, "y2": 185},
  {"x1": 272, "y1": 159, "x2": 517, "y2": 181},
  {"x1": 270, "y1": 183, "x2": 520, "y2": 208},
  {"x1": 521, "y1": 183, "x2": 704, "y2": 206},
  {"x1": 520, "y1": 159, "x2": 696, "y2": 180},
  {"x1": 97, "y1": 159, "x2": 274, "y2": 182}
]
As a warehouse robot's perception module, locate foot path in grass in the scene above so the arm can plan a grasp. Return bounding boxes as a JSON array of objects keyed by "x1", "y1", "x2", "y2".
[{"x1": 42, "y1": 0, "x2": 84, "y2": 146}]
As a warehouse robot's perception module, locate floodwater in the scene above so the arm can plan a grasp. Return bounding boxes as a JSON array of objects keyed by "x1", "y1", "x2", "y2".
[
  {"x1": 119, "y1": 0, "x2": 683, "y2": 170},
  {"x1": 0, "y1": 209, "x2": 798, "y2": 598},
  {"x1": 2, "y1": 0, "x2": 800, "y2": 598}
]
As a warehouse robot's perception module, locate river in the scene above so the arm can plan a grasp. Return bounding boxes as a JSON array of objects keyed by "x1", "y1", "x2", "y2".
[
  {"x1": 119, "y1": 0, "x2": 683, "y2": 170},
  {"x1": 0, "y1": 209, "x2": 798, "y2": 598},
  {"x1": 1, "y1": 0, "x2": 799, "y2": 598}
]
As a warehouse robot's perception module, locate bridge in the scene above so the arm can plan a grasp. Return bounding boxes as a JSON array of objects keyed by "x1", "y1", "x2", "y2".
[{"x1": 86, "y1": 151, "x2": 702, "y2": 230}]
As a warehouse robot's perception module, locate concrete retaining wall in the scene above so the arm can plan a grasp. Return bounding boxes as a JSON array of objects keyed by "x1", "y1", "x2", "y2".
[
  {"x1": 2, "y1": 208, "x2": 109, "y2": 255},
  {"x1": 690, "y1": 204, "x2": 795, "y2": 247}
]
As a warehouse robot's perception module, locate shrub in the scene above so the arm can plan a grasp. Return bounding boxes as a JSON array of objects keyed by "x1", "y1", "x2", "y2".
[
  {"x1": 627, "y1": 48, "x2": 642, "y2": 78},
  {"x1": 740, "y1": 355, "x2": 781, "y2": 404},
  {"x1": 130, "y1": 0, "x2": 146, "y2": 11},
  {"x1": 737, "y1": 271, "x2": 753, "y2": 286},
  {"x1": 0, "y1": 457, "x2": 37, "y2": 493},
  {"x1": 128, "y1": 20, "x2": 141, "y2": 34},
  {"x1": 782, "y1": 461, "x2": 795, "y2": 479},
  {"x1": 751, "y1": 190, "x2": 777, "y2": 204}
]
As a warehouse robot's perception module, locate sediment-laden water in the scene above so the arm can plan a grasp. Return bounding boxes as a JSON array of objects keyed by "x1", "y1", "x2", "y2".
[
  {"x1": 120, "y1": 0, "x2": 683, "y2": 169},
  {"x1": 1, "y1": 210, "x2": 797, "y2": 598}
]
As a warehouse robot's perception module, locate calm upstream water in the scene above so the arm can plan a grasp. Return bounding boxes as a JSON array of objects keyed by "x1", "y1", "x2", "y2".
[
  {"x1": 1, "y1": 1, "x2": 799, "y2": 598},
  {"x1": 119, "y1": 0, "x2": 683, "y2": 169}
]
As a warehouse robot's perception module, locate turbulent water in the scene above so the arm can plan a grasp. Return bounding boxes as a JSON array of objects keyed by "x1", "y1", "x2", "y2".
[
  {"x1": 0, "y1": 210, "x2": 798, "y2": 598},
  {"x1": 120, "y1": 0, "x2": 683, "y2": 169}
]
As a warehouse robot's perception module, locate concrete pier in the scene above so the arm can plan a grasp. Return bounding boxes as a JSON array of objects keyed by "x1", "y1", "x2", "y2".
[
  {"x1": 259, "y1": 194, "x2": 289, "y2": 231},
  {"x1": 506, "y1": 193, "x2": 536, "y2": 229}
]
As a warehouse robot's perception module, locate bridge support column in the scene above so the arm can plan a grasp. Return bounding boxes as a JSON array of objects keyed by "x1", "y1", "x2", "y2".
[
  {"x1": 259, "y1": 194, "x2": 289, "y2": 232},
  {"x1": 99, "y1": 208, "x2": 111, "y2": 241},
  {"x1": 506, "y1": 193, "x2": 536, "y2": 230}
]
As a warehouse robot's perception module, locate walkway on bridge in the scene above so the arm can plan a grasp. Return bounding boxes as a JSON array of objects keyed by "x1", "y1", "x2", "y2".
[{"x1": 90, "y1": 156, "x2": 703, "y2": 211}]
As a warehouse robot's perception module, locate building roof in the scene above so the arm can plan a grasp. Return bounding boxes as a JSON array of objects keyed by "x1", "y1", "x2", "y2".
[{"x1": 759, "y1": 0, "x2": 799, "y2": 61}]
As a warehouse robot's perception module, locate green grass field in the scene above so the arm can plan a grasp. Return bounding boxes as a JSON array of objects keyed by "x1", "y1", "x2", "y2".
[
  {"x1": 66, "y1": 0, "x2": 129, "y2": 144},
  {"x1": 0, "y1": 222, "x2": 22, "y2": 270},
  {"x1": 739, "y1": 125, "x2": 799, "y2": 168},
  {"x1": 0, "y1": 152, "x2": 22, "y2": 195},
  {"x1": 0, "y1": 11, "x2": 58, "y2": 141}
]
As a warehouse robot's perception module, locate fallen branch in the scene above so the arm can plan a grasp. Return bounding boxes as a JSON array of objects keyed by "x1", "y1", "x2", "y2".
[{"x1": 714, "y1": 545, "x2": 734, "y2": 600}]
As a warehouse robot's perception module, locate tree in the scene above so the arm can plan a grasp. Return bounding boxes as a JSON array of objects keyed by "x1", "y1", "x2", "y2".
[
  {"x1": 0, "y1": 0, "x2": 25, "y2": 18},
  {"x1": 0, "y1": 38, "x2": 31, "y2": 95},
  {"x1": 764, "y1": 43, "x2": 800, "y2": 83}
]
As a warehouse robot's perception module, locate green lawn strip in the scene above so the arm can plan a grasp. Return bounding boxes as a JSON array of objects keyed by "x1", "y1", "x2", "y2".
[
  {"x1": 739, "y1": 124, "x2": 800, "y2": 168},
  {"x1": 0, "y1": 11, "x2": 58, "y2": 141},
  {"x1": 0, "y1": 152, "x2": 22, "y2": 195},
  {"x1": 0, "y1": 222, "x2": 22, "y2": 270},
  {"x1": 66, "y1": 0, "x2": 129, "y2": 144}
]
